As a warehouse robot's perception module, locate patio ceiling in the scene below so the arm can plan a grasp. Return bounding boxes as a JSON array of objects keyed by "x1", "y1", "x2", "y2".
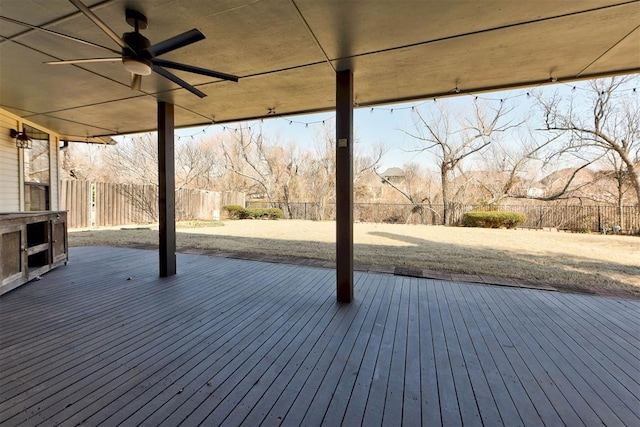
[{"x1": 1, "y1": 0, "x2": 639, "y2": 140}]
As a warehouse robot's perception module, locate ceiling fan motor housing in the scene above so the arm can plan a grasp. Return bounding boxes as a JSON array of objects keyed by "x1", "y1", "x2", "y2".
[{"x1": 122, "y1": 31, "x2": 152, "y2": 74}]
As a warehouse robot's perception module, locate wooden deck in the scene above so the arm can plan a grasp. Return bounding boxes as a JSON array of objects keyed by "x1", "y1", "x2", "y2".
[{"x1": 1, "y1": 247, "x2": 638, "y2": 426}]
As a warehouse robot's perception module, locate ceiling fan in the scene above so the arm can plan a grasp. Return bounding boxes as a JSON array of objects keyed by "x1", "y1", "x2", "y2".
[{"x1": 41, "y1": 0, "x2": 238, "y2": 98}]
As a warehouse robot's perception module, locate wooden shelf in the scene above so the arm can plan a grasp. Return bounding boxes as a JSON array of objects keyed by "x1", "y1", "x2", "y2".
[{"x1": 0, "y1": 211, "x2": 67, "y2": 295}]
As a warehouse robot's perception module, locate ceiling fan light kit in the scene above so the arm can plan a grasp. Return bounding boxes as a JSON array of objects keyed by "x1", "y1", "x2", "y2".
[
  {"x1": 122, "y1": 28, "x2": 152, "y2": 75},
  {"x1": 44, "y1": 0, "x2": 238, "y2": 97},
  {"x1": 122, "y1": 57, "x2": 152, "y2": 75}
]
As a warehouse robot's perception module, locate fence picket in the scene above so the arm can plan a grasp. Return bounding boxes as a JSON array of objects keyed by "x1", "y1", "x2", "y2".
[{"x1": 60, "y1": 180, "x2": 244, "y2": 228}]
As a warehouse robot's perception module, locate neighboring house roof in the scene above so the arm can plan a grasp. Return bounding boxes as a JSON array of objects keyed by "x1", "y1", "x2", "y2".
[
  {"x1": 539, "y1": 167, "x2": 596, "y2": 186},
  {"x1": 380, "y1": 167, "x2": 405, "y2": 178}
]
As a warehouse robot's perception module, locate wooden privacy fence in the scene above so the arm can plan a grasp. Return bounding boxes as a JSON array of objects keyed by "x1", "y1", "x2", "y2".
[{"x1": 60, "y1": 180, "x2": 245, "y2": 229}]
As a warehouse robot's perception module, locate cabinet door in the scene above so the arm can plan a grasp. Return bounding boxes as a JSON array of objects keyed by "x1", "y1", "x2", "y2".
[
  {"x1": 1, "y1": 224, "x2": 27, "y2": 291},
  {"x1": 52, "y1": 219, "x2": 68, "y2": 264}
]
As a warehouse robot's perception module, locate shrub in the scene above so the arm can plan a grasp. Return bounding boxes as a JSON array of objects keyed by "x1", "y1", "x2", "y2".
[
  {"x1": 266, "y1": 208, "x2": 284, "y2": 219},
  {"x1": 461, "y1": 211, "x2": 526, "y2": 229},
  {"x1": 223, "y1": 205, "x2": 249, "y2": 219},
  {"x1": 250, "y1": 208, "x2": 267, "y2": 219},
  {"x1": 223, "y1": 205, "x2": 283, "y2": 220}
]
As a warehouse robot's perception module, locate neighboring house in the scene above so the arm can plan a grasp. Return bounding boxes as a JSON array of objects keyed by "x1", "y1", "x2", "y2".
[
  {"x1": 538, "y1": 167, "x2": 596, "y2": 197},
  {"x1": 0, "y1": 108, "x2": 61, "y2": 212},
  {"x1": 379, "y1": 167, "x2": 406, "y2": 185}
]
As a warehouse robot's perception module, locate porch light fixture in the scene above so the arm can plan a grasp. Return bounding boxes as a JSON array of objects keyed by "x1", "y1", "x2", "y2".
[{"x1": 10, "y1": 129, "x2": 31, "y2": 149}]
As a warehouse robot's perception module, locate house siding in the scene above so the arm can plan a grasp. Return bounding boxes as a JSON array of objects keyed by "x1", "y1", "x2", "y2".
[
  {"x1": 0, "y1": 108, "x2": 60, "y2": 212},
  {"x1": 0, "y1": 112, "x2": 20, "y2": 211},
  {"x1": 50, "y1": 136, "x2": 59, "y2": 210}
]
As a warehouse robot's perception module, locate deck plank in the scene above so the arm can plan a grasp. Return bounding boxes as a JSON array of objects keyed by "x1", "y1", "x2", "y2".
[
  {"x1": 446, "y1": 283, "x2": 504, "y2": 426},
  {"x1": 301, "y1": 272, "x2": 387, "y2": 426},
  {"x1": 339, "y1": 274, "x2": 395, "y2": 427},
  {"x1": 0, "y1": 246, "x2": 638, "y2": 427},
  {"x1": 64, "y1": 264, "x2": 329, "y2": 426},
  {"x1": 360, "y1": 275, "x2": 403, "y2": 426},
  {"x1": 279, "y1": 273, "x2": 382, "y2": 426}
]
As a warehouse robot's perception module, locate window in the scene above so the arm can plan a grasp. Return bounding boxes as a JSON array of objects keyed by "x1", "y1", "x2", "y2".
[{"x1": 23, "y1": 124, "x2": 50, "y2": 211}]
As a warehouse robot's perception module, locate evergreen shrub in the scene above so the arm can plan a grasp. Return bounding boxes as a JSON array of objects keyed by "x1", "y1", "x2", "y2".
[
  {"x1": 223, "y1": 205, "x2": 283, "y2": 220},
  {"x1": 461, "y1": 211, "x2": 526, "y2": 229}
]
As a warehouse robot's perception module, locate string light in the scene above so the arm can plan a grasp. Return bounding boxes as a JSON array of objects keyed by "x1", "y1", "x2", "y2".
[
  {"x1": 166, "y1": 76, "x2": 638, "y2": 139},
  {"x1": 176, "y1": 124, "x2": 212, "y2": 141}
]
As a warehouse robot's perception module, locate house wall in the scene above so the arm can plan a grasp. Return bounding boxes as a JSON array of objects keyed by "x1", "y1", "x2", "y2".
[
  {"x1": 0, "y1": 111, "x2": 20, "y2": 211},
  {"x1": 50, "y1": 135, "x2": 59, "y2": 211},
  {"x1": 0, "y1": 108, "x2": 60, "y2": 212}
]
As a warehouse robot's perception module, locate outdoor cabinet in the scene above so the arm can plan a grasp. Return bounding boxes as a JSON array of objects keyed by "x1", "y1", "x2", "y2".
[{"x1": 0, "y1": 211, "x2": 68, "y2": 295}]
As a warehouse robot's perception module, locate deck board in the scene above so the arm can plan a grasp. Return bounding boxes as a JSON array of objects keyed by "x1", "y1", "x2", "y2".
[{"x1": 1, "y1": 246, "x2": 638, "y2": 426}]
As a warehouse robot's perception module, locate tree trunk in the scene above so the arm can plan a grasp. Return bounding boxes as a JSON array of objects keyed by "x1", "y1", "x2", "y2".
[
  {"x1": 631, "y1": 171, "x2": 640, "y2": 208},
  {"x1": 616, "y1": 146, "x2": 640, "y2": 208},
  {"x1": 616, "y1": 174, "x2": 624, "y2": 230},
  {"x1": 441, "y1": 165, "x2": 449, "y2": 225}
]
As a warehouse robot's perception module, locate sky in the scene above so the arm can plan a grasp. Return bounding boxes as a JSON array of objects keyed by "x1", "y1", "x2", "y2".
[{"x1": 164, "y1": 77, "x2": 637, "y2": 171}]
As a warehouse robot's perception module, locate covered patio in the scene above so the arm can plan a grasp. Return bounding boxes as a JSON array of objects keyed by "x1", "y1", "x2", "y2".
[
  {"x1": 2, "y1": 0, "x2": 640, "y2": 299},
  {"x1": 2, "y1": 2, "x2": 640, "y2": 425},
  {"x1": 1, "y1": 247, "x2": 638, "y2": 425}
]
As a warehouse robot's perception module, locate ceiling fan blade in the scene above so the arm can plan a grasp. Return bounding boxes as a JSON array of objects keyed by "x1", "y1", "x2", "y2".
[
  {"x1": 68, "y1": 0, "x2": 129, "y2": 49},
  {"x1": 45, "y1": 57, "x2": 121, "y2": 65},
  {"x1": 0, "y1": 15, "x2": 121, "y2": 54},
  {"x1": 153, "y1": 65, "x2": 206, "y2": 98},
  {"x1": 131, "y1": 74, "x2": 142, "y2": 91},
  {"x1": 152, "y1": 59, "x2": 238, "y2": 82},
  {"x1": 147, "y1": 29, "x2": 205, "y2": 57}
]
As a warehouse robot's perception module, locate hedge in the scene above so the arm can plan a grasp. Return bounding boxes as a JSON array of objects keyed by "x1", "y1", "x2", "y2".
[
  {"x1": 461, "y1": 211, "x2": 526, "y2": 229},
  {"x1": 223, "y1": 205, "x2": 283, "y2": 220}
]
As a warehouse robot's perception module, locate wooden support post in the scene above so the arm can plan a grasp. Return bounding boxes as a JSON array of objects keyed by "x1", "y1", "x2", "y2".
[
  {"x1": 158, "y1": 101, "x2": 176, "y2": 277},
  {"x1": 336, "y1": 70, "x2": 354, "y2": 302}
]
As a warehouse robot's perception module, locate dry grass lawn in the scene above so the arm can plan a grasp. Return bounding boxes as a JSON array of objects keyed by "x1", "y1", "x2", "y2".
[{"x1": 69, "y1": 220, "x2": 640, "y2": 296}]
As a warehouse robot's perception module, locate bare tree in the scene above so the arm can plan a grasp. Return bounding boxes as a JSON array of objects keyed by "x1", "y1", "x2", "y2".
[
  {"x1": 217, "y1": 124, "x2": 305, "y2": 216},
  {"x1": 405, "y1": 100, "x2": 521, "y2": 224},
  {"x1": 537, "y1": 77, "x2": 640, "y2": 207},
  {"x1": 475, "y1": 142, "x2": 533, "y2": 205},
  {"x1": 60, "y1": 143, "x2": 112, "y2": 181},
  {"x1": 96, "y1": 134, "x2": 221, "y2": 220},
  {"x1": 375, "y1": 162, "x2": 439, "y2": 224},
  {"x1": 299, "y1": 125, "x2": 336, "y2": 220},
  {"x1": 296, "y1": 124, "x2": 385, "y2": 220}
]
